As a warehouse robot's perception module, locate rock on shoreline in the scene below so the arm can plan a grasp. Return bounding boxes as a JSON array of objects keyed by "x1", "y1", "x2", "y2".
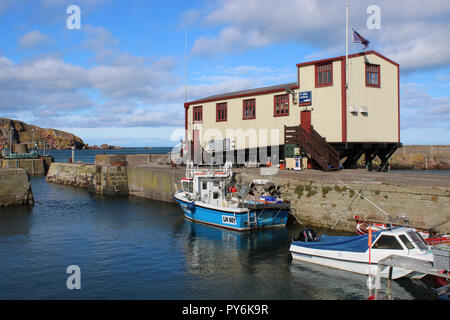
[{"x1": 0, "y1": 118, "x2": 86, "y2": 150}]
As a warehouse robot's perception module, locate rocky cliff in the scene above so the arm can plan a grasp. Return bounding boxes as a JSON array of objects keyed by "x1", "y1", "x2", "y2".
[{"x1": 0, "y1": 118, "x2": 86, "y2": 150}]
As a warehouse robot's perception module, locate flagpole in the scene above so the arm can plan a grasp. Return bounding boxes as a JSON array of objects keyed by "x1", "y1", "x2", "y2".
[
  {"x1": 185, "y1": 28, "x2": 188, "y2": 103},
  {"x1": 345, "y1": 0, "x2": 349, "y2": 147},
  {"x1": 345, "y1": 0, "x2": 349, "y2": 89}
]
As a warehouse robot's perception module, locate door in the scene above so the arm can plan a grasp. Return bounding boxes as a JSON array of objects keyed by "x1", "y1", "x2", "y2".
[
  {"x1": 193, "y1": 129, "x2": 201, "y2": 163},
  {"x1": 301, "y1": 111, "x2": 311, "y2": 134}
]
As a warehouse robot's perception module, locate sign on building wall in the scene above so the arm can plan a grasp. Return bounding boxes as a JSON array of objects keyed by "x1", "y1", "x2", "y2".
[{"x1": 299, "y1": 91, "x2": 312, "y2": 106}]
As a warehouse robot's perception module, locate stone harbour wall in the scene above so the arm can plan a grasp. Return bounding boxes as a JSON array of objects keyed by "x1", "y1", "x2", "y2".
[
  {"x1": 89, "y1": 165, "x2": 129, "y2": 196},
  {"x1": 95, "y1": 153, "x2": 170, "y2": 166},
  {"x1": 46, "y1": 162, "x2": 96, "y2": 188},
  {"x1": 237, "y1": 171, "x2": 450, "y2": 234},
  {"x1": 2, "y1": 158, "x2": 46, "y2": 176},
  {"x1": 127, "y1": 166, "x2": 184, "y2": 203},
  {"x1": 0, "y1": 168, "x2": 34, "y2": 207},
  {"x1": 358, "y1": 145, "x2": 450, "y2": 170},
  {"x1": 46, "y1": 163, "x2": 128, "y2": 196}
]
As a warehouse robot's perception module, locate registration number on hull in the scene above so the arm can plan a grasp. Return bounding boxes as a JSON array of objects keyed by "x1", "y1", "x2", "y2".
[{"x1": 222, "y1": 215, "x2": 237, "y2": 225}]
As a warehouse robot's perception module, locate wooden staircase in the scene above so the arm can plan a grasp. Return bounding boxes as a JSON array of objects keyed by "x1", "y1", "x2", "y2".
[{"x1": 284, "y1": 125, "x2": 340, "y2": 171}]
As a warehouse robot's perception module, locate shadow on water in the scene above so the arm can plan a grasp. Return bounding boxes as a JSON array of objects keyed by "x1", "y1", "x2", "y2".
[{"x1": 0, "y1": 206, "x2": 33, "y2": 238}]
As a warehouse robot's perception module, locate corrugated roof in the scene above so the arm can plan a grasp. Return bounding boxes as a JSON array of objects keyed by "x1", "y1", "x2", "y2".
[{"x1": 188, "y1": 82, "x2": 298, "y2": 105}]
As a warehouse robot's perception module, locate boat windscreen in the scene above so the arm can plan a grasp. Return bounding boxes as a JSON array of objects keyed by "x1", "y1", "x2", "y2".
[
  {"x1": 399, "y1": 234, "x2": 414, "y2": 249},
  {"x1": 406, "y1": 231, "x2": 428, "y2": 250},
  {"x1": 182, "y1": 181, "x2": 193, "y2": 193}
]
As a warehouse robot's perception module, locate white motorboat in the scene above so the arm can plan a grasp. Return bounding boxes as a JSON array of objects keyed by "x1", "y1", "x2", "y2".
[{"x1": 289, "y1": 227, "x2": 436, "y2": 279}]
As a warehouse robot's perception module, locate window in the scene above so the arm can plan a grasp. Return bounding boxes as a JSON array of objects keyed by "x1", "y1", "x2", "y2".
[
  {"x1": 399, "y1": 235, "x2": 415, "y2": 250},
  {"x1": 274, "y1": 94, "x2": 289, "y2": 117},
  {"x1": 182, "y1": 181, "x2": 193, "y2": 193},
  {"x1": 406, "y1": 231, "x2": 428, "y2": 250},
  {"x1": 315, "y1": 62, "x2": 333, "y2": 87},
  {"x1": 216, "y1": 102, "x2": 227, "y2": 122},
  {"x1": 366, "y1": 64, "x2": 380, "y2": 88},
  {"x1": 202, "y1": 181, "x2": 207, "y2": 190},
  {"x1": 372, "y1": 235, "x2": 403, "y2": 250},
  {"x1": 193, "y1": 106, "x2": 202, "y2": 123},
  {"x1": 243, "y1": 99, "x2": 256, "y2": 119}
]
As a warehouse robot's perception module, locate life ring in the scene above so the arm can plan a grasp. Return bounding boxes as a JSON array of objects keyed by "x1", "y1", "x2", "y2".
[{"x1": 356, "y1": 222, "x2": 371, "y2": 235}]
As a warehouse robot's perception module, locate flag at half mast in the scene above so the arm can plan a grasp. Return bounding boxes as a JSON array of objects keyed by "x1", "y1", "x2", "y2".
[{"x1": 352, "y1": 29, "x2": 370, "y2": 49}]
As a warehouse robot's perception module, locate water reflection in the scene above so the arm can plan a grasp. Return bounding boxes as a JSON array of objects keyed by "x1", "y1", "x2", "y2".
[
  {"x1": 0, "y1": 206, "x2": 33, "y2": 237},
  {"x1": 289, "y1": 254, "x2": 436, "y2": 300}
]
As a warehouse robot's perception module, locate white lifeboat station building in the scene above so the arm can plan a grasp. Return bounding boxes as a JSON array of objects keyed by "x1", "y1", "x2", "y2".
[{"x1": 183, "y1": 51, "x2": 400, "y2": 171}]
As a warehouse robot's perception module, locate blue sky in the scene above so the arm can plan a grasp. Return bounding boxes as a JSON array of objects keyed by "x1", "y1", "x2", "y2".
[{"x1": 0, "y1": 0, "x2": 449, "y2": 147}]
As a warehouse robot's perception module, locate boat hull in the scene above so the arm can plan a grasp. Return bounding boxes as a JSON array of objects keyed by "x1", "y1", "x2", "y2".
[
  {"x1": 174, "y1": 195, "x2": 289, "y2": 231},
  {"x1": 290, "y1": 245, "x2": 428, "y2": 280}
]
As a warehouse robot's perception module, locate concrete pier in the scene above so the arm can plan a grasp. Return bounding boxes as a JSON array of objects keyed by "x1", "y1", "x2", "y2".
[
  {"x1": 1, "y1": 156, "x2": 53, "y2": 176},
  {"x1": 0, "y1": 168, "x2": 34, "y2": 207},
  {"x1": 45, "y1": 157, "x2": 450, "y2": 234}
]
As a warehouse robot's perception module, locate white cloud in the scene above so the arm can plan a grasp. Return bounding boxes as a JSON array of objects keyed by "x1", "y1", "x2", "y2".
[
  {"x1": 192, "y1": 26, "x2": 273, "y2": 57},
  {"x1": 0, "y1": 52, "x2": 273, "y2": 129},
  {"x1": 189, "y1": 0, "x2": 450, "y2": 72},
  {"x1": 0, "y1": 53, "x2": 177, "y2": 125},
  {"x1": 400, "y1": 83, "x2": 450, "y2": 129},
  {"x1": 18, "y1": 30, "x2": 53, "y2": 49},
  {"x1": 82, "y1": 25, "x2": 119, "y2": 51}
]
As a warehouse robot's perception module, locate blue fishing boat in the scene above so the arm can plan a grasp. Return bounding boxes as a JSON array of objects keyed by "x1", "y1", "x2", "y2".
[{"x1": 173, "y1": 162, "x2": 290, "y2": 231}]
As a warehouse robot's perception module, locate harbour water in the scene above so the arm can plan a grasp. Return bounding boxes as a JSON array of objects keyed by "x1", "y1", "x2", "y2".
[{"x1": 0, "y1": 177, "x2": 437, "y2": 300}]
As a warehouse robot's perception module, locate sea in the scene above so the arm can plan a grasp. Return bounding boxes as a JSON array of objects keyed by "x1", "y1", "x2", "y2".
[{"x1": 0, "y1": 148, "x2": 442, "y2": 300}]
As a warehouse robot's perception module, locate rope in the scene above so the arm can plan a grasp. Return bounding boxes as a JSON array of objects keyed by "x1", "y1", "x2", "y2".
[
  {"x1": 429, "y1": 219, "x2": 450, "y2": 231},
  {"x1": 289, "y1": 207, "x2": 305, "y2": 227},
  {"x1": 331, "y1": 181, "x2": 370, "y2": 229},
  {"x1": 336, "y1": 178, "x2": 389, "y2": 217}
]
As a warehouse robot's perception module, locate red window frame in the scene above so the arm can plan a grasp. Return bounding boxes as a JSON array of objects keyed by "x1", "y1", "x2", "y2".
[
  {"x1": 216, "y1": 102, "x2": 227, "y2": 122},
  {"x1": 243, "y1": 99, "x2": 256, "y2": 120},
  {"x1": 315, "y1": 62, "x2": 333, "y2": 88},
  {"x1": 193, "y1": 106, "x2": 202, "y2": 123},
  {"x1": 366, "y1": 63, "x2": 381, "y2": 88},
  {"x1": 273, "y1": 94, "x2": 289, "y2": 117}
]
